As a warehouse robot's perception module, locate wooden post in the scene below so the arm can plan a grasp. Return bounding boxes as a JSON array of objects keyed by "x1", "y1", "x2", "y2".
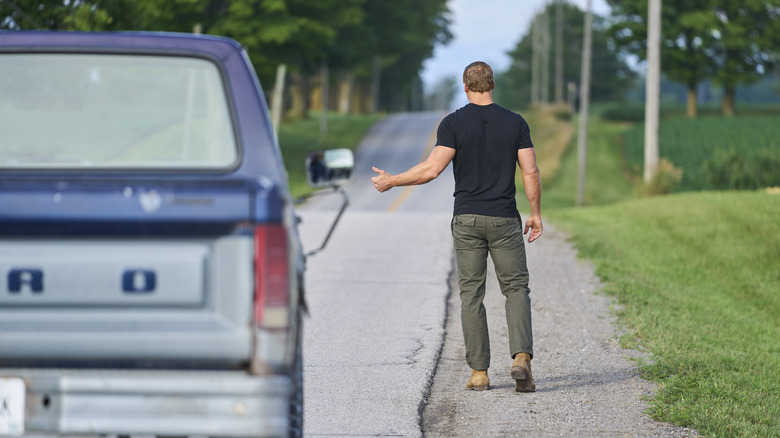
[
  {"x1": 541, "y1": 8, "x2": 550, "y2": 105},
  {"x1": 555, "y1": 0, "x2": 564, "y2": 104},
  {"x1": 576, "y1": 0, "x2": 593, "y2": 207},
  {"x1": 371, "y1": 55, "x2": 381, "y2": 114},
  {"x1": 644, "y1": 0, "x2": 661, "y2": 183},
  {"x1": 271, "y1": 64, "x2": 286, "y2": 140},
  {"x1": 320, "y1": 63, "x2": 329, "y2": 136},
  {"x1": 531, "y1": 16, "x2": 539, "y2": 105}
]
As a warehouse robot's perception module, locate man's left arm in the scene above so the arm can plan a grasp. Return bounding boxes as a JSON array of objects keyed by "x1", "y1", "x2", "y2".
[
  {"x1": 518, "y1": 147, "x2": 543, "y2": 242},
  {"x1": 372, "y1": 145, "x2": 455, "y2": 192}
]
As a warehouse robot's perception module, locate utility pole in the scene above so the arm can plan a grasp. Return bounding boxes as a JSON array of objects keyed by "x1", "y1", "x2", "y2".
[
  {"x1": 531, "y1": 16, "x2": 539, "y2": 106},
  {"x1": 644, "y1": 0, "x2": 661, "y2": 183},
  {"x1": 555, "y1": 0, "x2": 564, "y2": 104},
  {"x1": 271, "y1": 64, "x2": 286, "y2": 140},
  {"x1": 410, "y1": 76, "x2": 419, "y2": 112},
  {"x1": 541, "y1": 7, "x2": 550, "y2": 105},
  {"x1": 576, "y1": 0, "x2": 593, "y2": 207},
  {"x1": 371, "y1": 55, "x2": 381, "y2": 114},
  {"x1": 320, "y1": 63, "x2": 329, "y2": 136}
]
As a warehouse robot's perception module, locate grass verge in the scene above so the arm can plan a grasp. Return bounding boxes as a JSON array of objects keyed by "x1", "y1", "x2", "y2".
[
  {"x1": 278, "y1": 111, "x2": 384, "y2": 198},
  {"x1": 530, "y1": 107, "x2": 780, "y2": 436},
  {"x1": 520, "y1": 104, "x2": 575, "y2": 187},
  {"x1": 518, "y1": 113, "x2": 634, "y2": 210},
  {"x1": 548, "y1": 191, "x2": 780, "y2": 437}
]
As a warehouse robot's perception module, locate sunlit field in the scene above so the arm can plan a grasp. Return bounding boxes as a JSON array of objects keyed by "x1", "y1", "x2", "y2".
[{"x1": 622, "y1": 115, "x2": 780, "y2": 191}]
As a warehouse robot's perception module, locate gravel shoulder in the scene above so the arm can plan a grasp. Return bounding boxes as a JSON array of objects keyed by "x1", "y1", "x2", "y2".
[{"x1": 422, "y1": 223, "x2": 700, "y2": 437}]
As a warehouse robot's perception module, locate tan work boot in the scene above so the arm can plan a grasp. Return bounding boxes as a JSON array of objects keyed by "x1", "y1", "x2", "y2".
[
  {"x1": 465, "y1": 369, "x2": 490, "y2": 391},
  {"x1": 511, "y1": 353, "x2": 535, "y2": 392}
]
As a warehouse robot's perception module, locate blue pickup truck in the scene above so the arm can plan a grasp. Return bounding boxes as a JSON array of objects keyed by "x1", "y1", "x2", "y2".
[{"x1": 0, "y1": 31, "x2": 347, "y2": 437}]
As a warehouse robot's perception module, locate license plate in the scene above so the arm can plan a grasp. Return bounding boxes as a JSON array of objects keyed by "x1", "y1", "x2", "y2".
[{"x1": 0, "y1": 378, "x2": 25, "y2": 435}]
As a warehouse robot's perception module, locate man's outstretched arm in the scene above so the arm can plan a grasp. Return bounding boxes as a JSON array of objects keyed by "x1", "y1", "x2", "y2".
[{"x1": 372, "y1": 145, "x2": 455, "y2": 192}]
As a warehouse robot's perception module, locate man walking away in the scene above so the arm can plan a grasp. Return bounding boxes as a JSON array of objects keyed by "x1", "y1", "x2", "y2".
[{"x1": 371, "y1": 61, "x2": 542, "y2": 393}]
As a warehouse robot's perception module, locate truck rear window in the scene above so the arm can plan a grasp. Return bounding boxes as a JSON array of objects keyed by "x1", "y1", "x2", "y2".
[{"x1": 0, "y1": 53, "x2": 238, "y2": 169}]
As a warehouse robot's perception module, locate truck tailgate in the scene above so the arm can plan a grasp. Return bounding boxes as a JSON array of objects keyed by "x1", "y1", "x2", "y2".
[{"x1": 0, "y1": 178, "x2": 278, "y2": 368}]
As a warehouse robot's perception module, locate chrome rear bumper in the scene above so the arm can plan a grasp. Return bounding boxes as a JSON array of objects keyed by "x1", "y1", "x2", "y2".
[{"x1": 2, "y1": 369, "x2": 291, "y2": 438}]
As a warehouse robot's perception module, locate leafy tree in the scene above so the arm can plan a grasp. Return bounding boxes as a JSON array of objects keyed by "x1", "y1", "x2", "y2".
[
  {"x1": 319, "y1": 0, "x2": 452, "y2": 114},
  {"x1": 206, "y1": 0, "x2": 364, "y2": 118},
  {"x1": 710, "y1": 0, "x2": 780, "y2": 115},
  {"x1": 2, "y1": 0, "x2": 364, "y2": 117},
  {"x1": 349, "y1": 0, "x2": 451, "y2": 112},
  {"x1": 607, "y1": 0, "x2": 780, "y2": 116},
  {"x1": 108, "y1": 0, "x2": 208, "y2": 32},
  {"x1": 212, "y1": 0, "x2": 363, "y2": 83},
  {"x1": 2, "y1": 0, "x2": 452, "y2": 116},
  {"x1": 0, "y1": 0, "x2": 114, "y2": 30},
  {"x1": 495, "y1": 1, "x2": 635, "y2": 110},
  {"x1": 609, "y1": 0, "x2": 718, "y2": 117}
]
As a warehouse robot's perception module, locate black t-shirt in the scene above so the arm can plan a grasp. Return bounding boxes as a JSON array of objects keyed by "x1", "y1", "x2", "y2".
[{"x1": 436, "y1": 103, "x2": 534, "y2": 217}]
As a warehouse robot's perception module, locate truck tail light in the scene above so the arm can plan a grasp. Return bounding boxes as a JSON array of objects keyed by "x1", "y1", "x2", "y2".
[{"x1": 254, "y1": 224, "x2": 289, "y2": 328}]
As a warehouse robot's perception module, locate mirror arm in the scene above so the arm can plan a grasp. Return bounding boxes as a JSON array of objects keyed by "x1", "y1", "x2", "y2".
[{"x1": 302, "y1": 186, "x2": 350, "y2": 257}]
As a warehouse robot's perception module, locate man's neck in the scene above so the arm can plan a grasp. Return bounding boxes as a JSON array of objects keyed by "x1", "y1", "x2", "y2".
[{"x1": 467, "y1": 90, "x2": 494, "y2": 106}]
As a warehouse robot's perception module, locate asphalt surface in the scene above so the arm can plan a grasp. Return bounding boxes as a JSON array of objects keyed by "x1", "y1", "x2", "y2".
[
  {"x1": 296, "y1": 112, "x2": 700, "y2": 437},
  {"x1": 298, "y1": 112, "x2": 453, "y2": 437},
  {"x1": 299, "y1": 210, "x2": 451, "y2": 437}
]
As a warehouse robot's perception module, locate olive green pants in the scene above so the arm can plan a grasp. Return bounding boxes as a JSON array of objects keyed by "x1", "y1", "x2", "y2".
[{"x1": 451, "y1": 214, "x2": 533, "y2": 371}]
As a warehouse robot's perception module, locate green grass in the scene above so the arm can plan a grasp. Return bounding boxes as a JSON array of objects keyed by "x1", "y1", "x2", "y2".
[
  {"x1": 520, "y1": 104, "x2": 574, "y2": 187},
  {"x1": 522, "y1": 114, "x2": 634, "y2": 210},
  {"x1": 277, "y1": 111, "x2": 384, "y2": 198},
  {"x1": 622, "y1": 115, "x2": 780, "y2": 191},
  {"x1": 534, "y1": 107, "x2": 780, "y2": 436},
  {"x1": 548, "y1": 191, "x2": 780, "y2": 437}
]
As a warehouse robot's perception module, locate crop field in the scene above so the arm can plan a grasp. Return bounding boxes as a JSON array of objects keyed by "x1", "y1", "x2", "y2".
[{"x1": 621, "y1": 115, "x2": 780, "y2": 191}]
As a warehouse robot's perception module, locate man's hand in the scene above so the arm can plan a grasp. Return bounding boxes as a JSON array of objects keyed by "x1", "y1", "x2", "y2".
[
  {"x1": 371, "y1": 167, "x2": 394, "y2": 192},
  {"x1": 371, "y1": 147, "x2": 454, "y2": 193},
  {"x1": 524, "y1": 214, "x2": 543, "y2": 243}
]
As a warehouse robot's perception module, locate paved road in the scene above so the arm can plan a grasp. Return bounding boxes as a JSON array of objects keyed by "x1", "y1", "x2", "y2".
[
  {"x1": 300, "y1": 112, "x2": 451, "y2": 214},
  {"x1": 297, "y1": 112, "x2": 454, "y2": 437},
  {"x1": 296, "y1": 111, "x2": 698, "y2": 437}
]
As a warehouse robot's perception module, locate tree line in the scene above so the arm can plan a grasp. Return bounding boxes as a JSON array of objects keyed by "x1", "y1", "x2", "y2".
[
  {"x1": 495, "y1": 0, "x2": 779, "y2": 117},
  {"x1": 4, "y1": 0, "x2": 777, "y2": 117},
  {"x1": 609, "y1": 0, "x2": 780, "y2": 117},
  {"x1": 494, "y1": 1, "x2": 637, "y2": 111},
  {"x1": 0, "y1": 0, "x2": 451, "y2": 118}
]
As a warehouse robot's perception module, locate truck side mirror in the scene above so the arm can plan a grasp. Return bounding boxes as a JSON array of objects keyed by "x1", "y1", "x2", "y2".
[{"x1": 305, "y1": 148, "x2": 355, "y2": 188}]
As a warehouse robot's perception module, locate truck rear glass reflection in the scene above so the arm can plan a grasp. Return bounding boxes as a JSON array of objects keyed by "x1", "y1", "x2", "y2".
[{"x1": 0, "y1": 54, "x2": 238, "y2": 169}]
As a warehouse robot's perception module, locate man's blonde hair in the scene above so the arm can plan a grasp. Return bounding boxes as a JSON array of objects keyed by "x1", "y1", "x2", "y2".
[{"x1": 463, "y1": 61, "x2": 495, "y2": 93}]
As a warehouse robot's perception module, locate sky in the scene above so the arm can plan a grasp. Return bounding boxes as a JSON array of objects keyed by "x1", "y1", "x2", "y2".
[{"x1": 421, "y1": 0, "x2": 611, "y2": 108}]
